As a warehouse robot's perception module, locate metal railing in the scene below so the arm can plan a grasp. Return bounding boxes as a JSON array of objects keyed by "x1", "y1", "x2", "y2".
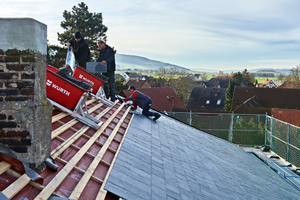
[
  {"x1": 266, "y1": 116, "x2": 300, "y2": 167},
  {"x1": 168, "y1": 112, "x2": 300, "y2": 167}
]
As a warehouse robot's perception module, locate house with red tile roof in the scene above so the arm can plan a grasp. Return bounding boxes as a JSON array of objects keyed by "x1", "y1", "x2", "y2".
[
  {"x1": 123, "y1": 87, "x2": 186, "y2": 112},
  {"x1": 126, "y1": 79, "x2": 151, "y2": 89},
  {"x1": 272, "y1": 108, "x2": 300, "y2": 126},
  {"x1": 278, "y1": 80, "x2": 300, "y2": 88},
  {"x1": 256, "y1": 79, "x2": 277, "y2": 88}
]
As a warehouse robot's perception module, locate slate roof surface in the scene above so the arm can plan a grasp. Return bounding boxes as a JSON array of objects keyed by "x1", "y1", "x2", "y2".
[
  {"x1": 187, "y1": 87, "x2": 226, "y2": 111},
  {"x1": 105, "y1": 113, "x2": 300, "y2": 200},
  {"x1": 231, "y1": 87, "x2": 300, "y2": 111},
  {"x1": 204, "y1": 78, "x2": 230, "y2": 88},
  {"x1": 232, "y1": 95, "x2": 273, "y2": 114}
]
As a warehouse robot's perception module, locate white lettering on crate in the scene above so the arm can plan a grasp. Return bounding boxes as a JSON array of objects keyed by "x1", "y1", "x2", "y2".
[
  {"x1": 46, "y1": 80, "x2": 52, "y2": 86},
  {"x1": 79, "y1": 74, "x2": 94, "y2": 85},
  {"x1": 46, "y1": 79, "x2": 70, "y2": 96}
]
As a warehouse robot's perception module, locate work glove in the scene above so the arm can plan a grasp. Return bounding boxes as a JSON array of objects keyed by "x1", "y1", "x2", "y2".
[
  {"x1": 125, "y1": 101, "x2": 133, "y2": 108},
  {"x1": 132, "y1": 107, "x2": 137, "y2": 111},
  {"x1": 117, "y1": 96, "x2": 125, "y2": 103}
]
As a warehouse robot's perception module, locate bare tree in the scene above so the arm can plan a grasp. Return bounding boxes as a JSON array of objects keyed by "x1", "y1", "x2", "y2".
[
  {"x1": 277, "y1": 74, "x2": 284, "y2": 82},
  {"x1": 286, "y1": 65, "x2": 300, "y2": 88}
]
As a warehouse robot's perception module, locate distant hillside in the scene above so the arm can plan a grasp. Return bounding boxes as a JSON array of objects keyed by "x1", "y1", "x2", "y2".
[
  {"x1": 115, "y1": 54, "x2": 189, "y2": 71},
  {"x1": 249, "y1": 68, "x2": 291, "y2": 75}
]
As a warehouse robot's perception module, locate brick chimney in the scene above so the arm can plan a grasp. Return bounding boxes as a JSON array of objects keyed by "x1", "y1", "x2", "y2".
[{"x1": 0, "y1": 18, "x2": 52, "y2": 170}]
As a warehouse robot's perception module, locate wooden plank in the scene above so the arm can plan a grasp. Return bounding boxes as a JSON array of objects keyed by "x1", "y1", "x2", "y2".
[
  {"x1": 51, "y1": 103, "x2": 118, "y2": 159},
  {"x1": 86, "y1": 98, "x2": 98, "y2": 105},
  {"x1": 52, "y1": 112, "x2": 69, "y2": 123},
  {"x1": 55, "y1": 136, "x2": 107, "y2": 159},
  {"x1": 51, "y1": 119, "x2": 78, "y2": 139},
  {"x1": 5, "y1": 168, "x2": 62, "y2": 197},
  {"x1": 69, "y1": 106, "x2": 131, "y2": 199},
  {"x1": 56, "y1": 133, "x2": 116, "y2": 156},
  {"x1": 96, "y1": 110, "x2": 134, "y2": 200},
  {"x1": 34, "y1": 103, "x2": 125, "y2": 200},
  {"x1": 51, "y1": 98, "x2": 98, "y2": 123},
  {"x1": 51, "y1": 125, "x2": 90, "y2": 159},
  {"x1": 51, "y1": 102, "x2": 103, "y2": 139},
  {"x1": 55, "y1": 157, "x2": 104, "y2": 184},
  {"x1": 2, "y1": 173, "x2": 31, "y2": 199},
  {"x1": 84, "y1": 101, "x2": 103, "y2": 114},
  {"x1": 0, "y1": 161, "x2": 11, "y2": 175}
]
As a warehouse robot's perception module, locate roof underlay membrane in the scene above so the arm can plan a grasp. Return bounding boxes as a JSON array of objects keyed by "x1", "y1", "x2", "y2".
[{"x1": 0, "y1": 98, "x2": 132, "y2": 200}]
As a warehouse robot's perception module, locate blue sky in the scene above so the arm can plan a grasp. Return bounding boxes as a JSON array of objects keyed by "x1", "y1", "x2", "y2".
[{"x1": 1, "y1": 0, "x2": 300, "y2": 71}]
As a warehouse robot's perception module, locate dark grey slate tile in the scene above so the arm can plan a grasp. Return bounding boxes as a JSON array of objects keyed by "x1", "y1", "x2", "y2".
[
  {"x1": 116, "y1": 151, "x2": 151, "y2": 174},
  {"x1": 151, "y1": 185, "x2": 167, "y2": 200},
  {"x1": 179, "y1": 187, "x2": 194, "y2": 200},
  {"x1": 105, "y1": 182, "x2": 147, "y2": 200},
  {"x1": 166, "y1": 188, "x2": 181, "y2": 200},
  {"x1": 177, "y1": 180, "x2": 190, "y2": 192},
  {"x1": 151, "y1": 164, "x2": 164, "y2": 178},
  {"x1": 151, "y1": 173, "x2": 166, "y2": 189},
  {"x1": 166, "y1": 196, "x2": 177, "y2": 200},
  {"x1": 106, "y1": 115, "x2": 300, "y2": 200}
]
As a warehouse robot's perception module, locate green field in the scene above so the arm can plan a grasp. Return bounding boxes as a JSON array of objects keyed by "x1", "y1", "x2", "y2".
[
  {"x1": 116, "y1": 70, "x2": 283, "y2": 84},
  {"x1": 255, "y1": 77, "x2": 282, "y2": 84}
]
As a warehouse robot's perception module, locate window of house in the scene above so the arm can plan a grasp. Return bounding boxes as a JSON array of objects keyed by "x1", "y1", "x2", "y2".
[
  {"x1": 206, "y1": 100, "x2": 210, "y2": 104},
  {"x1": 217, "y1": 99, "x2": 221, "y2": 105}
]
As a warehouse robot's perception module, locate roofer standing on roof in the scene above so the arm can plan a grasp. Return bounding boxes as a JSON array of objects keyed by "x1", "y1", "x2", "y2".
[
  {"x1": 67, "y1": 31, "x2": 91, "y2": 69},
  {"x1": 124, "y1": 86, "x2": 161, "y2": 121},
  {"x1": 97, "y1": 41, "x2": 116, "y2": 101}
]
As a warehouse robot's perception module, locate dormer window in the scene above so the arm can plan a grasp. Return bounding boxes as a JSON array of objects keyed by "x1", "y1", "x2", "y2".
[
  {"x1": 217, "y1": 99, "x2": 221, "y2": 105},
  {"x1": 206, "y1": 100, "x2": 210, "y2": 104}
]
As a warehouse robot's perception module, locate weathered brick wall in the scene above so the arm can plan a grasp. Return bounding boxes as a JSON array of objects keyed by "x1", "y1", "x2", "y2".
[
  {"x1": 0, "y1": 18, "x2": 52, "y2": 170},
  {"x1": 0, "y1": 49, "x2": 37, "y2": 155},
  {"x1": 271, "y1": 108, "x2": 300, "y2": 126},
  {"x1": 0, "y1": 49, "x2": 35, "y2": 102}
]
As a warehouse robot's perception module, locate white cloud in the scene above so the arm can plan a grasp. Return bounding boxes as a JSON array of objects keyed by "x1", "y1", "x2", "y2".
[{"x1": 1, "y1": 0, "x2": 300, "y2": 71}]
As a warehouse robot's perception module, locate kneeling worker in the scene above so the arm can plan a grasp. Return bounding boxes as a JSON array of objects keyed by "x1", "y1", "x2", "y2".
[{"x1": 124, "y1": 86, "x2": 161, "y2": 121}]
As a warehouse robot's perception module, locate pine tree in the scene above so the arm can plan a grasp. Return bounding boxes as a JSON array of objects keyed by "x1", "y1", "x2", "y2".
[
  {"x1": 224, "y1": 69, "x2": 254, "y2": 111},
  {"x1": 57, "y1": 2, "x2": 108, "y2": 53},
  {"x1": 224, "y1": 79, "x2": 234, "y2": 111}
]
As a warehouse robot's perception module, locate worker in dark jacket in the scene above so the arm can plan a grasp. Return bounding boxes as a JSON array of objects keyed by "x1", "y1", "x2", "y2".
[
  {"x1": 68, "y1": 31, "x2": 91, "y2": 69},
  {"x1": 97, "y1": 41, "x2": 116, "y2": 101},
  {"x1": 124, "y1": 86, "x2": 161, "y2": 121}
]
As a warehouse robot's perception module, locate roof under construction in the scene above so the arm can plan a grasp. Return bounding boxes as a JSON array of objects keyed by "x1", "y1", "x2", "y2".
[{"x1": 1, "y1": 98, "x2": 300, "y2": 199}]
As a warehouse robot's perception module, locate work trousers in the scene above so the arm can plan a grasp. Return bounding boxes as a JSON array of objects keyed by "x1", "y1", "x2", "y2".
[
  {"x1": 142, "y1": 99, "x2": 155, "y2": 117},
  {"x1": 103, "y1": 70, "x2": 115, "y2": 101}
]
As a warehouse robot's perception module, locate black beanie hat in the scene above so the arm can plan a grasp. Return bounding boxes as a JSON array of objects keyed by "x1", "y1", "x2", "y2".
[
  {"x1": 127, "y1": 85, "x2": 136, "y2": 91},
  {"x1": 74, "y1": 31, "x2": 81, "y2": 39}
]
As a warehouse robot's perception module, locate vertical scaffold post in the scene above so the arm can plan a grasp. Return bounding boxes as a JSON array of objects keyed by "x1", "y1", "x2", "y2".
[
  {"x1": 270, "y1": 114, "x2": 274, "y2": 151},
  {"x1": 189, "y1": 110, "x2": 192, "y2": 126},
  {"x1": 264, "y1": 112, "x2": 268, "y2": 146},
  {"x1": 228, "y1": 112, "x2": 234, "y2": 142},
  {"x1": 287, "y1": 124, "x2": 290, "y2": 162}
]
